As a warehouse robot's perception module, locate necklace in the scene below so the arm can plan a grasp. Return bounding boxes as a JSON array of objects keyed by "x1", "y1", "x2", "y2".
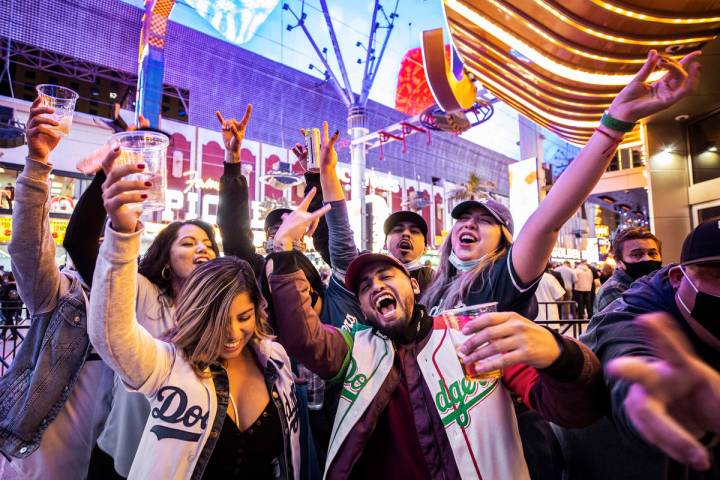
[
  {"x1": 229, "y1": 391, "x2": 239, "y2": 423},
  {"x1": 223, "y1": 360, "x2": 240, "y2": 422}
]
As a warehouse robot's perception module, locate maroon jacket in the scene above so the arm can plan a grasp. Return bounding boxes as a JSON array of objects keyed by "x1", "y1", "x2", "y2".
[{"x1": 269, "y1": 252, "x2": 607, "y2": 479}]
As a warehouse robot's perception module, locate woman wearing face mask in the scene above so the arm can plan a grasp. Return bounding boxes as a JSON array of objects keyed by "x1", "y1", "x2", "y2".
[
  {"x1": 423, "y1": 50, "x2": 701, "y2": 321},
  {"x1": 87, "y1": 174, "x2": 299, "y2": 478},
  {"x1": 87, "y1": 152, "x2": 221, "y2": 478}
]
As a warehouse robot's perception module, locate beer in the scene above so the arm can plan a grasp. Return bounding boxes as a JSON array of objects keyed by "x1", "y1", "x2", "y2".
[
  {"x1": 304, "y1": 127, "x2": 321, "y2": 172},
  {"x1": 456, "y1": 347, "x2": 502, "y2": 381},
  {"x1": 442, "y1": 303, "x2": 502, "y2": 382},
  {"x1": 36, "y1": 84, "x2": 78, "y2": 137},
  {"x1": 111, "y1": 131, "x2": 169, "y2": 213},
  {"x1": 54, "y1": 116, "x2": 72, "y2": 136}
]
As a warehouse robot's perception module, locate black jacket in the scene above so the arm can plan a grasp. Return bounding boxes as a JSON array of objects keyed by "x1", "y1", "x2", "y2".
[{"x1": 568, "y1": 265, "x2": 720, "y2": 480}]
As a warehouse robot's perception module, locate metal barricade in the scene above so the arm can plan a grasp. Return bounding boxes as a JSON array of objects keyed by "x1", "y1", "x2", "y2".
[
  {"x1": 535, "y1": 301, "x2": 589, "y2": 338},
  {"x1": 1, "y1": 306, "x2": 30, "y2": 376}
]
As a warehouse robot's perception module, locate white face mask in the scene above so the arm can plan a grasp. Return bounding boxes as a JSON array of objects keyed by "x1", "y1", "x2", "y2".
[
  {"x1": 449, "y1": 251, "x2": 484, "y2": 272},
  {"x1": 403, "y1": 258, "x2": 422, "y2": 271}
]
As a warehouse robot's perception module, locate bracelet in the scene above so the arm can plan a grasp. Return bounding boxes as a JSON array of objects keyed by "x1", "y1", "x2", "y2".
[
  {"x1": 595, "y1": 126, "x2": 623, "y2": 143},
  {"x1": 601, "y1": 110, "x2": 636, "y2": 133},
  {"x1": 595, "y1": 127, "x2": 623, "y2": 157}
]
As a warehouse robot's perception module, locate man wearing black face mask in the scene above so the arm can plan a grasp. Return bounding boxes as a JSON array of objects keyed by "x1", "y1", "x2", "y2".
[
  {"x1": 557, "y1": 220, "x2": 720, "y2": 480},
  {"x1": 595, "y1": 227, "x2": 663, "y2": 313}
]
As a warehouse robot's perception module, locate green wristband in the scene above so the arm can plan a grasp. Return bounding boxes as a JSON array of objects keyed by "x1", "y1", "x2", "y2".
[{"x1": 601, "y1": 111, "x2": 636, "y2": 133}]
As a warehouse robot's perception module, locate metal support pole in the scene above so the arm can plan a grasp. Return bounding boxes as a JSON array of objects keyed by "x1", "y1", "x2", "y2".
[
  {"x1": 135, "y1": 0, "x2": 175, "y2": 128},
  {"x1": 348, "y1": 106, "x2": 369, "y2": 250}
]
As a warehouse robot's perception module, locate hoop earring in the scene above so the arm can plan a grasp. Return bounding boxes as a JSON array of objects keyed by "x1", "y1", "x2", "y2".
[{"x1": 161, "y1": 265, "x2": 171, "y2": 280}]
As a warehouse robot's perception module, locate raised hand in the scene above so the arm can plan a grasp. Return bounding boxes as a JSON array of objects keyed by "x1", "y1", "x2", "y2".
[
  {"x1": 459, "y1": 311, "x2": 562, "y2": 373},
  {"x1": 26, "y1": 97, "x2": 62, "y2": 162},
  {"x1": 608, "y1": 313, "x2": 720, "y2": 471},
  {"x1": 291, "y1": 129, "x2": 308, "y2": 164},
  {"x1": 216, "y1": 105, "x2": 253, "y2": 163},
  {"x1": 101, "y1": 153, "x2": 151, "y2": 234},
  {"x1": 608, "y1": 50, "x2": 701, "y2": 123},
  {"x1": 273, "y1": 187, "x2": 331, "y2": 251},
  {"x1": 126, "y1": 114, "x2": 151, "y2": 132},
  {"x1": 76, "y1": 115, "x2": 152, "y2": 175},
  {"x1": 319, "y1": 121, "x2": 339, "y2": 172}
]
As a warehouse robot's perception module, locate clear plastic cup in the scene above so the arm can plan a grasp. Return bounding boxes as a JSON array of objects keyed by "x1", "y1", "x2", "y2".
[
  {"x1": 111, "y1": 131, "x2": 168, "y2": 213},
  {"x1": 297, "y1": 364, "x2": 325, "y2": 410},
  {"x1": 441, "y1": 302, "x2": 501, "y2": 381},
  {"x1": 35, "y1": 84, "x2": 79, "y2": 137}
]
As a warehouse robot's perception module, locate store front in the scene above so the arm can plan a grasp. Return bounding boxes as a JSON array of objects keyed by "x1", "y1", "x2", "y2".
[{"x1": 0, "y1": 164, "x2": 94, "y2": 270}]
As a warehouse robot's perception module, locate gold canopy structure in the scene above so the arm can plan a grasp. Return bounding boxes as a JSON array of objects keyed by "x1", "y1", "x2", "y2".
[{"x1": 442, "y1": 0, "x2": 720, "y2": 145}]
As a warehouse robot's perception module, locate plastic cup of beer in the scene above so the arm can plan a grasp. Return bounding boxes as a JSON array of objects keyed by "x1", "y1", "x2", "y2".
[
  {"x1": 35, "y1": 84, "x2": 79, "y2": 137},
  {"x1": 110, "y1": 131, "x2": 169, "y2": 213},
  {"x1": 442, "y1": 302, "x2": 501, "y2": 381}
]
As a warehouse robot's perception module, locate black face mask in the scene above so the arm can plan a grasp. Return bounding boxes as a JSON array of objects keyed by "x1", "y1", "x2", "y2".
[
  {"x1": 622, "y1": 260, "x2": 663, "y2": 280},
  {"x1": 678, "y1": 267, "x2": 720, "y2": 338}
]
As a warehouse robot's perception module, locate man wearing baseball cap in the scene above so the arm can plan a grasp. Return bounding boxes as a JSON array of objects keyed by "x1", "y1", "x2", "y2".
[
  {"x1": 383, "y1": 210, "x2": 434, "y2": 293},
  {"x1": 558, "y1": 220, "x2": 720, "y2": 479},
  {"x1": 269, "y1": 201, "x2": 606, "y2": 478}
]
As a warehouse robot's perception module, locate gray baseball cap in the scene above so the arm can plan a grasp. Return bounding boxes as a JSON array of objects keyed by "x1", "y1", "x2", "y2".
[{"x1": 451, "y1": 199, "x2": 514, "y2": 236}]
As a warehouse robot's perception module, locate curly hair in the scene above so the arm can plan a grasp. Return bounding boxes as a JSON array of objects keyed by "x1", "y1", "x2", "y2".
[
  {"x1": 138, "y1": 219, "x2": 220, "y2": 299},
  {"x1": 165, "y1": 256, "x2": 273, "y2": 377}
]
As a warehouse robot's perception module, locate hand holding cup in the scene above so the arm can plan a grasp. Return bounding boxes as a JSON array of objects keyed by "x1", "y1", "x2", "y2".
[
  {"x1": 459, "y1": 311, "x2": 562, "y2": 374},
  {"x1": 26, "y1": 97, "x2": 62, "y2": 162}
]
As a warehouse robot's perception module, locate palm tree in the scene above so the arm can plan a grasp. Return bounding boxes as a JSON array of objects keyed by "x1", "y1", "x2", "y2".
[{"x1": 447, "y1": 172, "x2": 496, "y2": 208}]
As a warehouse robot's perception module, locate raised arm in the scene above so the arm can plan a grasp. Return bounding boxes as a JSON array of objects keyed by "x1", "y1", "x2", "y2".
[
  {"x1": 270, "y1": 189, "x2": 349, "y2": 379},
  {"x1": 63, "y1": 169, "x2": 107, "y2": 287},
  {"x1": 512, "y1": 50, "x2": 701, "y2": 284},
  {"x1": 88, "y1": 151, "x2": 171, "y2": 390},
  {"x1": 317, "y1": 122, "x2": 358, "y2": 278},
  {"x1": 215, "y1": 107, "x2": 262, "y2": 263},
  {"x1": 291, "y1": 138, "x2": 331, "y2": 266},
  {"x1": 65, "y1": 118, "x2": 151, "y2": 286},
  {"x1": 8, "y1": 98, "x2": 67, "y2": 315}
]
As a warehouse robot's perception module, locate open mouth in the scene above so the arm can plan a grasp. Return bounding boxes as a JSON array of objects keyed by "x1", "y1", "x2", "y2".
[
  {"x1": 193, "y1": 257, "x2": 210, "y2": 265},
  {"x1": 397, "y1": 240, "x2": 412, "y2": 251},
  {"x1": 374, "y1": 292, "x2": 398, "y2": 319},
  {"x1": 459, "y1": 233, "x2": 477, "y2": 245},
  {"x1": 224, "y1": 339, "x2": 240, "y2": 350}
]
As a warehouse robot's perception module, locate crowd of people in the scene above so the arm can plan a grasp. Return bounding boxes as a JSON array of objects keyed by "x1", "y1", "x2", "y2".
[
  {"x1": 0, "y1": 50, "x2": 718, "y2": 480},
  {"x1": 536, "y1": 226, "x2": 664, "y2": 324}
]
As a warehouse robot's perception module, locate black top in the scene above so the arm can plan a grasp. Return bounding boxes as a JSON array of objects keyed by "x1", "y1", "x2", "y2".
[{"x1": 202, "y1": 399, "x2": 284, "y2": 479}]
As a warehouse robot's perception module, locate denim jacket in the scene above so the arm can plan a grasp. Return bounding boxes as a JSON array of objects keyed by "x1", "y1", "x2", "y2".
[
  {"x1": 0, "y1": 274, "x2": 89, "y2": 458},
  {"x1": 0, "y1": 159, "x2": 93, "y2": 459}
]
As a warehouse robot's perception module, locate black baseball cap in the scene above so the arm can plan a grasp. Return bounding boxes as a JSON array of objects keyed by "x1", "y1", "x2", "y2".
[
  {"x1": 383, "y1": 211, "x2": 428, "y2": 244},
  {"x1": 680, "y1": 220, "x2": 720, "y2": 266},
  {"x1": 264, "y1": 208, "x2": 292, "y2": 232},
  {"x1": 451, "y1": 198, "x2": 514, "y2": 236},
  {"x1": 345, "y1": 252, "x2": 411, "y2": 293}
]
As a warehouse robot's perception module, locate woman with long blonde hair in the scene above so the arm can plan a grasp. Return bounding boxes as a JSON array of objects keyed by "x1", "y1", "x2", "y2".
[{"x1": 88, "y1": 157, "x2": 300, "y2": 479}]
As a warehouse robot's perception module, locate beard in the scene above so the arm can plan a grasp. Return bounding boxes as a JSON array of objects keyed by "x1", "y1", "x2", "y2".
[{"x1": 363, "y1": 297, "x2": 417, "y2": 343}]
